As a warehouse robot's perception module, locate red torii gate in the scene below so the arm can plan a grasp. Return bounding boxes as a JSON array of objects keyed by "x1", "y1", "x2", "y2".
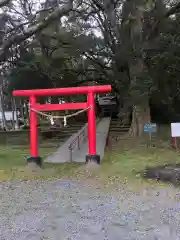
[{"x1": 13, "y1": 85, "x2": 111, "y2": 166}]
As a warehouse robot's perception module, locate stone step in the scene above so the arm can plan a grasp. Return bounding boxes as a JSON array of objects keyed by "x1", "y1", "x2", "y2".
[{"x1": 109, "y1": 129, "x2": 129, "y2": 132}]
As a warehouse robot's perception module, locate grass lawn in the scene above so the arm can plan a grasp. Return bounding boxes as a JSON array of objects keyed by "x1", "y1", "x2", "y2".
[
  {"x1": 71, "y1": 125, "x2": 180, "y2": 189},
  {"x1": 0, "y1": 124, "x2": 180, "y2": 188},
  {"x1": 0, "y1": 140, "x2": 83, "y2": 181},
  {"x1": 99, "y1": 141, "x2": 180, "y2": 189}
]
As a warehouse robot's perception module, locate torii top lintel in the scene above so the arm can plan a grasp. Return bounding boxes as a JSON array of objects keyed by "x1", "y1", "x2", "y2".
[{"x1": 13, "y1": 85, "x2": 112, "y2": 97}]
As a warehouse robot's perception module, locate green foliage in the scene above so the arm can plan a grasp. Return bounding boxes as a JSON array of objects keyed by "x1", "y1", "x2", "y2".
[
  {"x1": 5, "y1": 0, "x2": 180, "y2": 122},
  {"x1": 7, "y1": 24, "x2": 110, "y2": 94},
  {"x1": 147, "y1": 17, "x2": 180, "y2": 106},
  {"x1": 8, "y1": 52, "x2": 53, "y2": 93}
]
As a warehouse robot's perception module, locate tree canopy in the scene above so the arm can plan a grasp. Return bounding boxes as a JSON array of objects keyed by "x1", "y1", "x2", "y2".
[{"x1": 0, "y1": 0, "x2": 180, "y2": 132}]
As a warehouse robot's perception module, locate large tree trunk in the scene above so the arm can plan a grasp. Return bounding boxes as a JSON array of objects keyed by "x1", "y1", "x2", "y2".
[
  {"x1": 129, "y1": 58, "x2": 151, "y2": 136},
  {"x1": 118, "y1": 100, "x2": 132, "y2": 125},
  {"x1": 128, "y1": 0, "x2": 151, "y2": 136},
  {"x1": 130, "y1": 105, "x2": 151, "y2": 136}
]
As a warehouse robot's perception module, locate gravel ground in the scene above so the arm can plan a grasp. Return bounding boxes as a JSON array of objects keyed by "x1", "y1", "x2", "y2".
[{"x1": 0, "y1": 180, "x2": 180, "y2": 240}]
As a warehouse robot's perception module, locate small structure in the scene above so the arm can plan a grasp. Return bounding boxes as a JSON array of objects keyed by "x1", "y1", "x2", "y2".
[
  {"x1": 171, "y1": 123, "x2": 180, "y2": 150},
  {"x1": 13, "y1": 85, "x2": 111, "y2": 166},
  {"x1": 98, "y1": 95, "x2": 119, "y2": 117}
]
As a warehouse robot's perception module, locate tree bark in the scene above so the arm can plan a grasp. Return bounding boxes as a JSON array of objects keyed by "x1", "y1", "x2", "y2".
[
  {"x1": 130, "y1": 104, "x2": 151, "y2": 137},
  {"x1": 11, "y1": 98, "x2": 15, "y2": 130},
  {"x1": 0, "y1": 87, "x2": 8, "y2": 130},
  {"x1": 128, "y1": 0, "x2": 151, "y2": 136},
  {"x1": 23, "y1": 100, "x2": 29, "y2": 126},
  {"x1": 13, "y1": 98, "x2": 19, "y2": 130},
  {"x1": 19, "y1": 99, "x2": 25, "y2": 123}
]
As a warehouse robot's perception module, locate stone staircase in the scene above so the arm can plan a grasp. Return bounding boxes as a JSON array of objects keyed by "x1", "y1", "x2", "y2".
[
  {"x1": 106, "y1": 118, "x2": 131, "y2": 150},
  {"x1": 109, "y1": 119, "x2": 130, "y2": 138},
  {"x1": 41, "y1": 122, "x2": 87, "y2": 148}
]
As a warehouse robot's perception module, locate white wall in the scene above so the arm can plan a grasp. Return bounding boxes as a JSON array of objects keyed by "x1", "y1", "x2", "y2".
[{"x1": 0, "y1": 111, "x2": 20, "y2": 121}]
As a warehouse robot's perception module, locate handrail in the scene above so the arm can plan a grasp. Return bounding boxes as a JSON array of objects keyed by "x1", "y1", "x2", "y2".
[
  {"x1": 68, "y1": 124, "x2": 88, "y2": 162},
  {"x1": 68, "y1": 118, "x2": 100, "y2": 162}
]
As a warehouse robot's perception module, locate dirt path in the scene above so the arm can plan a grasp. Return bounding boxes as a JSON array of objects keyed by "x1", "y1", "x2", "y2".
[{"x1": 0, "y1": 180, "x2": 180, "y2": 240}]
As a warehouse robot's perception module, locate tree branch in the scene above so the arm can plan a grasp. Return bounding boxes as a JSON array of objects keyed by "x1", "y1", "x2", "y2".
[
  {"x1": 0, "y1": 0, "x2": 74, "y2": 61},
  {"x1": 0, "y1": 0, "x2": 10, "y2": 8},
  {"x1": 147, "y1": 1, "x2": 180, "y2": 41},
  {"x1": 165, "y1": 1, "x2": 180, "y2": 18},
  {"x1": 83, "y1": 51, "x2": 110, "y2": 71}
]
